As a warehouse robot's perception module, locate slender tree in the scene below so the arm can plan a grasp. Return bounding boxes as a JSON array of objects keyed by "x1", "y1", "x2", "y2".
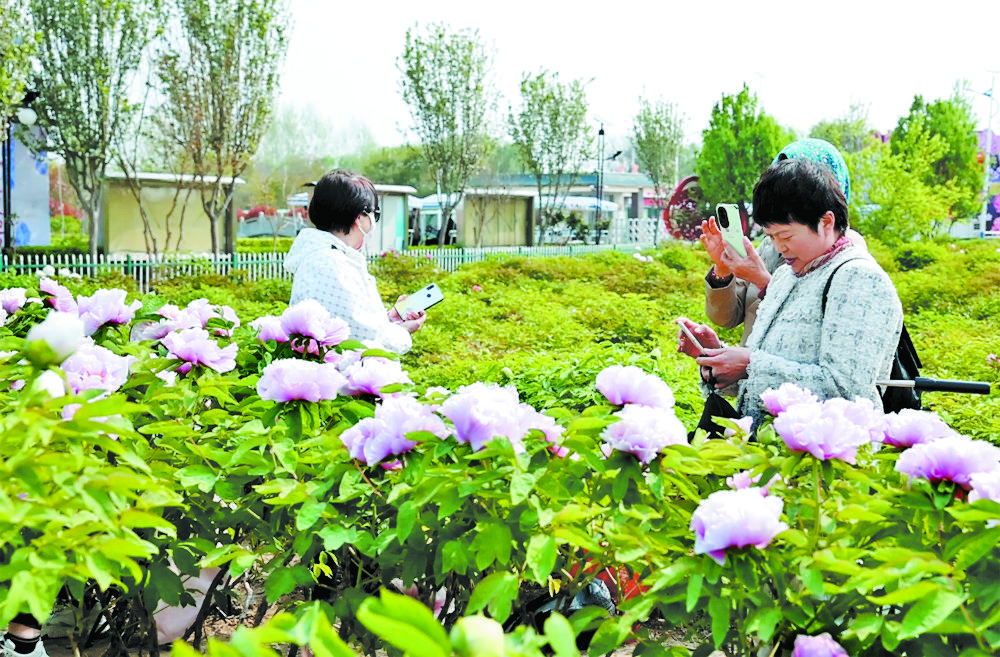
[
  {"x1": 0, "y1": 0, "x2": 35, "y2": 133},
  {"x1": 398, "y1": 22, "x2": 494, "y2": 247},
  {"x1": 156, "y1": 0, "x2": 289, "y2": 254},
  {"x1": 28, "y1": 0, "x2": 160, "y2": 257},
  {"x1": 697, "y1": 84, "x2": 793, "y2": 220},
  {"x1": 632, "y1": 96, "x2": 685, "y2": 205},
  {"x1": 508, "y1": 70, "x2": 591, "y2": 245}
]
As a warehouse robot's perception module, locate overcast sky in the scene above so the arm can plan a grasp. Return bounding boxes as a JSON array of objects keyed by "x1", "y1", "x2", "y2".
[{"x1": 279, "y1": 0, "x2": 1000, "y2": 149}]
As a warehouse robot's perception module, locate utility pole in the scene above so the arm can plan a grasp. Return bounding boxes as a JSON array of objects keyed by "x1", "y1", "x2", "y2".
[{"x1": 981, "y1": 72, "x2": 998, "y2": 230}]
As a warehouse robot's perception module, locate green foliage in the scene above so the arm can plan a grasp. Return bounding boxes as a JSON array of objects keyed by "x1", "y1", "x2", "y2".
[
  {"x1": 851, "y1": 132, "x2": 963, "y2": 244},
  {"x1": 507, "y1": 70, "x2": 592, "y2": 237},
  {"x1": 358, "y1": 143, "x2": 436, "y2": 198},
  {"x1": 697, "y1": 84, "x2": 795, "y2": 211},
  {"x1": 237, "y1": 236, "x2": 294, "y2": 253},
  {"x1": 632, "y1": 96, "x2": 685, "y2": 195},
  {"x1": 2, "y1": 239, "x2": 999, "y2": 657},
  {"x1": 892, "y1": 86, "x2": 983, "y2": 218},
  {"x1": 894, "y1": 242, "x2": 946, "y2": 271},
  {"x1": 0, "y1": 0, "x2": 36, "y2": 133}
]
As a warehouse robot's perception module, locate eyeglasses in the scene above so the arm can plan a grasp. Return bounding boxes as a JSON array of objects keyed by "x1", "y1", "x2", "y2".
[{"x1": 364, "y1": 208, "x2": 381, "y2": 223}]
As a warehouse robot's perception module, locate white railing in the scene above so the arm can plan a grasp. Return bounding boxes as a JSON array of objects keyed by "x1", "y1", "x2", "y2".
[{"x1": 2, "y1": 242, "x2": 655, "y2": 293}]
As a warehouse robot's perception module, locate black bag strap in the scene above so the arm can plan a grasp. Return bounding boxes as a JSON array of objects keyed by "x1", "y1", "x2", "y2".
[
  {"x1": 821, "y1": 257, "x2": 923, "y2": 412},
  {"x1": 821, "y1": 258, "x2": 864, "y2": 315}
]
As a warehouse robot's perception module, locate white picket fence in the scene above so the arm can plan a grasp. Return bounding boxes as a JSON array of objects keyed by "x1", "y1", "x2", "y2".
[{"x1": 2, "y1": 242, "x2": 654, "y2": 293}]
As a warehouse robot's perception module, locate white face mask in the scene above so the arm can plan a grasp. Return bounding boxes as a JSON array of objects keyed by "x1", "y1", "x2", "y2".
[{"x1": 356, "y1": 213, "x2": 372, "y2": 250}]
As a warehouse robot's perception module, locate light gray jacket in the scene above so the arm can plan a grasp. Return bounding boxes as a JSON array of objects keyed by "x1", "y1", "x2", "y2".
[{"x1": 737, "y1": 245, "x2": 902, "y2": 427}]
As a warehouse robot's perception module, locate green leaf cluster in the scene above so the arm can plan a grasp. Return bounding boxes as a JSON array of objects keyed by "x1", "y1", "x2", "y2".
[{"x1": 2, "y1": 239, "x2": 999, "y2": 656}]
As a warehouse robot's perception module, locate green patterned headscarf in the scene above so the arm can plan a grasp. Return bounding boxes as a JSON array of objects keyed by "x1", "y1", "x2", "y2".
[{"x1": 773, "y1": 138, "x2": 851, "y2": 203}]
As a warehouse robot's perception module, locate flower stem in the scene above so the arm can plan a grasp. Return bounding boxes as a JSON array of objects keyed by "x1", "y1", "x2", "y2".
[{"x1": 812, "y1": 459, "x2": 823, "y2": 545}]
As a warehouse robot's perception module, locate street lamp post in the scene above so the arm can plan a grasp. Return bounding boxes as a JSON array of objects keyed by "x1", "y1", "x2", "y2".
[{"x1": 981, "y1": 73, "x2": 998, "y2": 230}]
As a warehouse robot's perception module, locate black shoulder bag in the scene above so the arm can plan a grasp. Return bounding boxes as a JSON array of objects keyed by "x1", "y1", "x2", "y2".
[{"x1": 822, "y1": 260, "x2": 922, "y2": 413}]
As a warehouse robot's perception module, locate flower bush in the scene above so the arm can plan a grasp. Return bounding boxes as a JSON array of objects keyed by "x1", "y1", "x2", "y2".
[{"x1": 1, "y1": 243, "x2": 1000, "y2": 657}]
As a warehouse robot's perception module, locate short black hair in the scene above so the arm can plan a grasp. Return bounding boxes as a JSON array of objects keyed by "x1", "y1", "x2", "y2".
[
  {"x1": 308, "y1": 169, "x2": 379, "y2": 233},
  {"x1": 752, "y1": 158, "x2": 849, "y2": 234}
]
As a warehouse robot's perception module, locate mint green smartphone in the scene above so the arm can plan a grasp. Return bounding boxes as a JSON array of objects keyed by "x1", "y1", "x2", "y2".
[{"x1": 715, "y1": 203, "x2": 747, "y2": 257}]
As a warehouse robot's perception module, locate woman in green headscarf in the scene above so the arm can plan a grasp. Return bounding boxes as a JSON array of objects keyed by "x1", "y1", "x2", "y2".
[
  {"x1": 679, "y1": 139, "x2": 856, "y2": 344},
  {"x1": 676, "y1": 138, "x2": 863, "y2": 394}
]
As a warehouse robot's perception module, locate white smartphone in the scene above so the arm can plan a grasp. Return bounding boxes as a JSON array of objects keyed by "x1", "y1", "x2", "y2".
[
  {"x1": 395, "y1": 283, "x2": 444, "y2": 318},
  {"x1": 675, "y1": 319, "x2": 706, "y2": 355},
  {"x1": 715, "y1": 203, "x2": 748, "y2": 257}
]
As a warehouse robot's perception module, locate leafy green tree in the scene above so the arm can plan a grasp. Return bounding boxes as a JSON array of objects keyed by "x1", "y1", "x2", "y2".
[
  {"x1": 359, "y1": 144, "x2": 435, "y2": 197},
  {"x1": 810, "y1": 102, "x2": 872, "y2": 154},
  {"x1": 631, "y1": 96, "x2": 685, "y2": 203},
  {"x1": 0, "y1": 0, "x2": 35, "y2": 133},
  {"x1": 28, "y1": 0, "x2": 160, "y2": 256},
  {"x1": 156, "y1": 0, "x2": 289, "y2": 254},
  {"x1": 697, "y1": 84, "x2": 793, "y2": 220},
  {"x1": 398, "y1": 22, "x2": 494, "y2": 246},
  {"x1": 891, "y1": 85, "x2": 982, "y2": 218},
  {"x1": 852, "y1": 121, "x2": 962, "y2": 244},
  {"x1": 508, "y1": 70, "x2": 591, "y2": 244}
]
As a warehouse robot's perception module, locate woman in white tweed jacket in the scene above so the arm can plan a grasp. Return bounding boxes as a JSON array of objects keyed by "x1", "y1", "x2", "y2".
[
  {"x1": 695, "y1": 158, "x2": 903, "y2": 428},
  {"x1": 284, "y1": 170, "x2": 427, "y2": 354}
]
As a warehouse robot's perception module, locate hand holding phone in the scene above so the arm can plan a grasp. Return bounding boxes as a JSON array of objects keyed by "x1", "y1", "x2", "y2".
[
  {"x1": 675, "y1": 318, "x2": 706, "y2": 357},
  {"x1": 715, "y1": 203, "x2": 748, "y2": 257},
  {"x1": 394, "y1": 283, "x2": 444, "y2": 319}
]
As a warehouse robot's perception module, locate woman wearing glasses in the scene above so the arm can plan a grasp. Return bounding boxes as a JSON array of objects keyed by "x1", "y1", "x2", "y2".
[{"x1": 284, "y1": 169, "x2": 426, "y2": 354}]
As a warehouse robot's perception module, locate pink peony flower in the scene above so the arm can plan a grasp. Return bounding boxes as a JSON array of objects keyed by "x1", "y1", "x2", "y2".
[
  {"x1": 0, "y1": 287, "x2": 27, "y2": 314},
  {"x1": 60, "y1": 338, "x2": 135, "y2": 395},
  {"x1": 340, "y1": 357, "x2": 412, "y2": 398},
  {"x1": 176, "y1": 299, "x2": 241, "y2": 336},
  {"x1": 251, "y1": 315, "x2": 290, "y2": 342},
  {"x1": 896, "y1": 434, "x2": 1000, "y2": 488},
  {"x1": 882, "y1": 408, "x2": 957, "y2": 447},
  {"x1": 161, "y1": 328, "x2": 238, "y2": 374},
  {"x1": 595, "y1": 365, "x2": 675, "y2": 409},
  {"x1": 601, "y1": 403, "x2": 687, "y2": 464},
  {"x1": 690, "y1": 488, "x2": 789, "y2": 565},
  {"x1": 823, "y1": 397, "x2": 886, "y2": 444},
  {"x1": 38, "y1": 278, "x2": 77, "y2": 313},
  {"x1": 791, "y1": 633, "x2": 849, "y2": 657},
  {"x1": 257, "y1": 359, "x2": 347, "y2": 402},
  {"x1": 773, "y1": 399, "x2": 871, "y2": 464},
  {"x1": 280, "y1": 299, "x2": 351, "y2": 352},
  {"x1": 760, "y1": 382, "x2": 818, "y2": 416},
  {"x1": 339, "y1": 395, "x2": 449, "y2": 465},
  {"x1": 439, "y1": 382, "x2": 538, "y2": 452},
  {"x1": 76, "y1": 289, "x2": 142, "y2": 335}
]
